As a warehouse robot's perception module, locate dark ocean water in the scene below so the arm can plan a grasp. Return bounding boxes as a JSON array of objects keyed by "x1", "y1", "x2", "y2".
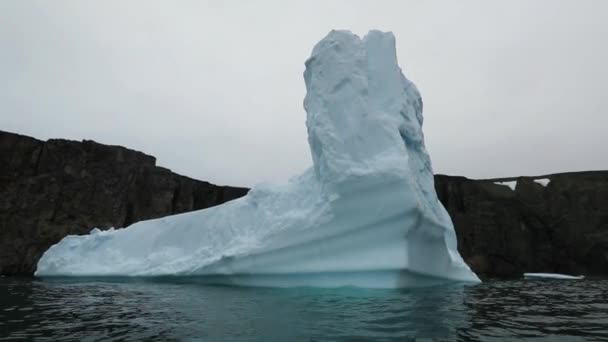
[{"x1": 1, "y1": 277, "x2": 607, "y2": 341}]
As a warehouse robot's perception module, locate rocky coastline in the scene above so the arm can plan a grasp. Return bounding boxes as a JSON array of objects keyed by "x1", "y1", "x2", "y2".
[
  {"x1": 435, "y1": 172, "x2": 608, "y2": 279},
  {"x1": 2, "y1": 130, "x2": 606, "y2": 278},
  {"x1": 0, "y1": 130, "x2": 248, "y2": 275}
]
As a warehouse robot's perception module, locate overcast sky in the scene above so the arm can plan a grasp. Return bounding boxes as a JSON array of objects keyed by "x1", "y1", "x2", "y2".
[{"x1": 1, "y1": 1, "x2": 607, "y2": 187}]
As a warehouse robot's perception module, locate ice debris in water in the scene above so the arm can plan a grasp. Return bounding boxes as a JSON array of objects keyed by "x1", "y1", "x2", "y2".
[
  {"x1": 35, "y1": 30, "x2": 480, "y2": 288},
  {"x1": 524, "y1": 273, "x2": 584, "y2": 280}
]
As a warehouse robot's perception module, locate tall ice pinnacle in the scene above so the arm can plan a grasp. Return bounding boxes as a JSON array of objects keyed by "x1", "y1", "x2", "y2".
[{"x1": 35, "y1": 30, "x2": 480, "y2": 288}]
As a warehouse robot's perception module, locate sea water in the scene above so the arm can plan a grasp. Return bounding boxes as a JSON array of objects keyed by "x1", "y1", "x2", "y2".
[{"x1": 1, "y1": 277, "x2": 607, "y2": 341}]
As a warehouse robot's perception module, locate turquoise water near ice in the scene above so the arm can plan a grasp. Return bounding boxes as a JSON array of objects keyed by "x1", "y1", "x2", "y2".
[{"x1": 1, "y1": 277, "x2": 607, "y2": 341}]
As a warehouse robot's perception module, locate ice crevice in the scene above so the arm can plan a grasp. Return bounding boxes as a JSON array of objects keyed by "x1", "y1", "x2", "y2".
[{"x1": 35, "y1": 30, "x2": 480, "y2": 288}]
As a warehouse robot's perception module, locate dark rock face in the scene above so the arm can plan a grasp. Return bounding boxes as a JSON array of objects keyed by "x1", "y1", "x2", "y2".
[
  {"x1": 435, "y1": 173, "x2": 608, "y2": 279},
  {"x1": 0, "y1": 131, "x2": 248, "y2": 276}
]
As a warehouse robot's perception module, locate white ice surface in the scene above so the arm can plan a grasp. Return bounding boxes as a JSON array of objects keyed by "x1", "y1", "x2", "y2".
[
  {"x1": 494, "y1": 181, "x2": 517, "y2": 191},
  {"x1": 35, "y1": 30, "x2": 480, "y2": 288},
  {"x1": 534, "y1": 178, "x2": 551, "y2": 187},
  {"x1": 524, "y1": 273, "x2": 584, "y2": 280}
]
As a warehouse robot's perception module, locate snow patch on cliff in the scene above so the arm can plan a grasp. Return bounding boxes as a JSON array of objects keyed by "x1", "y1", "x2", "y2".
[
  {"x1": 534, "y1": 178, "x2": 551, "y2": 187},
  {"x1": 494, "y1": 181, "x2": 517, "y2": 191}
]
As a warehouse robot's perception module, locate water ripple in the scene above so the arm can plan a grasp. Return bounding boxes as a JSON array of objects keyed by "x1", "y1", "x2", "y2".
[{"x1": 1, "y1": 278, "x2": 607, "y2": 341}]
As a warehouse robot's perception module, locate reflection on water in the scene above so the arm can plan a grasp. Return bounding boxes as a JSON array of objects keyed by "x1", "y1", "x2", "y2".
[
  {"x1": 1, "y1": 277, "x2": 607, "y2": 341},
  {"x1": 461, "y1": 280, "x2": 608, "y2": 341}
]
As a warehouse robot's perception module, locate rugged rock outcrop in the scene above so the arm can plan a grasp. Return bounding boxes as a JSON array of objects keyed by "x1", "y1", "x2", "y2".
[
  {"x1": 0, "y1": 130, "x2": 248, "y2": 275},
  {"x1": 435, "y1": 173, "x2": 608, "y2": 279}
]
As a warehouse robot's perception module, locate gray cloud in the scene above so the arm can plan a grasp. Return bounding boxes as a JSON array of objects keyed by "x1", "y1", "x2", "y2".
[{"x1": 1, "y1": 0, "x2": 607, "y2": 186}]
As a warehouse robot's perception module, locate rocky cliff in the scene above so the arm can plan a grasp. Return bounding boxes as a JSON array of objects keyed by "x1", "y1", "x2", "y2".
[
  {"x1": 435, "y1": 173, "x2": 608, "y2": 279},
  {"x1": 0, "y1": 130, "x2": 248, "y2": 275},
  {"x1": 2, "y1": 130, "x2": 606, "y2": 278}
]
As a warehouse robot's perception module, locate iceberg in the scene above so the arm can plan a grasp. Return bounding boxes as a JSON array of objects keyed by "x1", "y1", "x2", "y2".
[{"x1": 35, "y1": 30, "x2": 480, "y2": 288}]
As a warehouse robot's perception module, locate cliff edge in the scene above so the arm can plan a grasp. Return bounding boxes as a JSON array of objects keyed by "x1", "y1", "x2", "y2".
[
  {"x1": 435, "y1": 173, "x2": 608, "y2": 278},
  {"x1": 0, "y1": 130, "x2": 248, "y2": 275}
]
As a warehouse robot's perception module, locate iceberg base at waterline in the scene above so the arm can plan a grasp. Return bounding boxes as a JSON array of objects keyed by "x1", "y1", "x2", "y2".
[{"x1": 35, "y1": 30, "x2": 480, "y2": 288}]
